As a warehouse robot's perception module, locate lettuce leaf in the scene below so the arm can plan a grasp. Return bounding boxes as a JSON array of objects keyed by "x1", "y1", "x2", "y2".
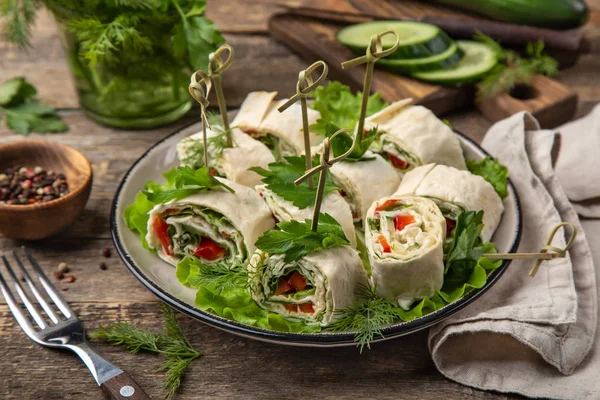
[
  {"x1": 309, "y1": 81, "x2": 387, "y2": 135},
  {"x1": 176, "y1": 258, "x2": 321, "y2": 333},
  {"x1": 466, "y1": 157, "x2": 509, "y2": 199}
]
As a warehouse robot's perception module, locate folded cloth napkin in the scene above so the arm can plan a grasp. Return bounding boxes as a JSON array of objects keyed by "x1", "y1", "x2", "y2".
[{"x1": 429, "y1": 111, "x2": 599, "y2": 400}]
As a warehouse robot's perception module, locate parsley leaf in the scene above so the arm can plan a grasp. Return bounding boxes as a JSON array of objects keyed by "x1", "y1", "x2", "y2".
[
  {"x1": 310, "y1": 81, "x2": 388, "y2": 135},
  {"x1": 255, "y1": 213, "x2": 350, "y2": 262},
  {"x1": 466, "y1": 157, "x2": 509, "y2": 199},
  {"x1": 143, "y1": 166, "x2": 234, "y2": 204},
  {"x1": 250, "y1": 155, "x2": 340, "y2": 208},
  {"x1": 0, "y1": 77, "x2": 68, "y2": 135}
]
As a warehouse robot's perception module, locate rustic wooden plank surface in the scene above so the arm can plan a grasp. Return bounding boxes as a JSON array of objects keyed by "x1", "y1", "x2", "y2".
[{"x1": 1, "y1": 1, "x2": 600, "y2": 399}]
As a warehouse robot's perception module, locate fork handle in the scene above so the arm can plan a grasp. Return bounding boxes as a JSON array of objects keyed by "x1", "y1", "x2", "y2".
[{"x1": 100, "y1": 371, "x2": 151, "y2": 399}]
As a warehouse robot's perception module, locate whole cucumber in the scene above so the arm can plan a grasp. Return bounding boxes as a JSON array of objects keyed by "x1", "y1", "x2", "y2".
[{"x1": 429, "y1": 0, "x2": 589, "y2": 29}]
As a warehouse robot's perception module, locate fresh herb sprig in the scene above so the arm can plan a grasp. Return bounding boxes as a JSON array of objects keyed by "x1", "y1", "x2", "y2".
[
  {"x1": 255, "y1": 213, "x2": 350, "y2": 262},
  {"x1": 91, "y1": 303, "x2": 201, "y2": 399},
  {"x1": 143, "y1": 166, "x2": 234, "y2": 204},
  {"x1": 183, "y1": 257, "x2": 248, "y2": 294},
  {"x1": 180, "y1": 112, "x2": 231, "y2": 168},
  {"x1": 330, "y1": 285, "x2": 402, "y2": 353},
  {"x1": 475, "y1": 32, "x2": 558, "y2": 100},
  {"x1": 323, "y1": 122, "x2": 380, "y2": 162},
  {"x1": 0, "y1": 77, "x2": 68, "y2": 135},
  {"x1": 250, "y1": 155, "x2": 340, "y2": 208},
  {"x1": 466, "y1": 157, "x2": 509, "y2": 199},
  {"x1": 309, "y1": 81, "x2": 388, "y2": 135}
]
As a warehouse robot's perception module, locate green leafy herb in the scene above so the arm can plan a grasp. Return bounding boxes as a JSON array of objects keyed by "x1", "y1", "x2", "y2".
[
  {"x1": 467, "y1": 157, "x2": 509, "y2": 199},
  {"x1": 310, "y1": 81, "x2": 387, "y2": 135},
  {"x1": 322, "y1": 122, "x2": 380, "y2": 162},
  {"x1": 475, "y1": 32, "x2": 558, "y2": 100},
  {"x1": 91, "y1": 303, "x2": 201, "y2": 399},
  {"x1": 250, "y1": 155, "x2": 340, "y2": 208},
  {"x1": 330, "y1": 285, "x2": 402, "y2": 352},
  {"x1": 255, "y1": 213, "x2": 350, "y2": 262},
  {"x1": 143, "y1": 166, "x2": 234, "y2": 203},
  {"x1": 0, "y1": 0, "x2": 36, "y2": 47},
  {"x1": 177, "y1": 256, "x2": 247, "y2": 295},
  {"x1": 0, "y1": 77, "x2": 68, "y2": 135}
]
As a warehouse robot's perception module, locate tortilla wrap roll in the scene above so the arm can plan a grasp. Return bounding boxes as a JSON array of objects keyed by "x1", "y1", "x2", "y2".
[
  {"x1": 231, "y1": 91, "x2": 323, "y2": 158},
  {"x1": 255, "y1": 185, "x2": 357, "y2": 248},
  {"x1": 146, "y1": 179, "x2": 275, "y2": 267},
  {"x1": 247, "y1": 246, "x2": 369, "y2": 326},
  {"x1": 365, "y1": 101, "x2": 466, "y2": 174},
  {"x1": 395, "y1": 163, "x2": 504, "y2": 242},
  {"x1": 365, "y1": 195, "x2": 446, "y2": 309},
  {"x1": 177, "y1": 127, "x2": 275, "y2": 188},
  {"x1": 330, "y1": 151, "x2": 401, "y2": 223}
]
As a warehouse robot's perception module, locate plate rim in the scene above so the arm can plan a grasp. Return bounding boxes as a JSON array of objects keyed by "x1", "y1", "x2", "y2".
[{"x1": 110, "y1": 120, "x2": 522, "y2": 346}]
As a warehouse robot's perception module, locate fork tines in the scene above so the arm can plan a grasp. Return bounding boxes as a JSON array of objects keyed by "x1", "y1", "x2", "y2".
[{"x1": 0, "y1": 247, "x2": 74, "y2": 335}]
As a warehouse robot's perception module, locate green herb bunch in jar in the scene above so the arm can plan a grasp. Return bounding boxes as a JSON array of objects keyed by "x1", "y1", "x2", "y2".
[{"x1": 1, "y1": 0, "x2": 224, "y2": 128}]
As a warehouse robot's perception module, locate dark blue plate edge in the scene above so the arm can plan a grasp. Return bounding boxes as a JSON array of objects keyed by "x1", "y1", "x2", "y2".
[{"x1": 110, "y1": 121, "x2": 522, "y2": 346}]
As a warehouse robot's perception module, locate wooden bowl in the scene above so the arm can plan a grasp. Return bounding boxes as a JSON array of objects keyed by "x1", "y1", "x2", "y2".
[{"x1": 0, "y1": 140, "x2": 93, "y2": 240}]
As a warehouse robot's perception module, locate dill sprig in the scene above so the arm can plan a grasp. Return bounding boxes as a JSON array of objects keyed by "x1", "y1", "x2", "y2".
[
  {"x1": 0, "y1": 0, "x2": 36, "y2": 48},
  {"x1": 91, "y1": 303, "x2": 201, "y2": 399},
  {"x1": 475, "y1": 32, "x2": 559, "y2": 100},
  {"x1": 329, "y1": 285, "x2": 402, "y2": 353},
  {"x1": 180, "y1": 111, "x2": 230, "y2": 168},
  {"x1": 186, "y1": 260, "x2": 248, "y2": 295}
]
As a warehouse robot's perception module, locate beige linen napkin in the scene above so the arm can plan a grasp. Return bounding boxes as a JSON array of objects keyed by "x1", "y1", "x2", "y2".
[{"x1": 429, "y1": 112, "x2": 598, "y2": 399}]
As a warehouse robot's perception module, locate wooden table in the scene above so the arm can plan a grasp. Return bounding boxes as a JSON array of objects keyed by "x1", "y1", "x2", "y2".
[{"x1": 1, "y1": 2, "x2": 600, "y2": 399}]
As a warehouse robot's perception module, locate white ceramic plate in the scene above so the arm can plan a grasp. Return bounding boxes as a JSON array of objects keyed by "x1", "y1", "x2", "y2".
[{"x1": 111, "y1": 121, "x2": 521, "y2": 347}]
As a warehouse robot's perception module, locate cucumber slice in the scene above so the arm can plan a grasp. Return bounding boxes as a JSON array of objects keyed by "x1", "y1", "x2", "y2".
[
  {"x1": 337, "y1": 21, "x2": 453, "y2": 60},
  {"x1": 411, "y1": 41, "x2": 499, "y2": 85},
  {"x1": 376, "y1": 41, "x2": 463, "y2": 74}
]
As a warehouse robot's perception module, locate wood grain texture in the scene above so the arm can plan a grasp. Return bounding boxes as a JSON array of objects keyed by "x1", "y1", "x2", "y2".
[
  {"x1": 1, "y1": 1, "x2": 600, "y2": 399},
  {"x1": 99, "y1": 372, "x2": 151, "y2": 400},
  {"x1": 476, "y1": 74, "x2": 579, "y2": 128}
]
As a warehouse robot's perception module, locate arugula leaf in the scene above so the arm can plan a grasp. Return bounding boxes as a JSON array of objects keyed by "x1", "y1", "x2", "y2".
[
  {"x1": 255, "y1": 213, "x2": 350, "y2": 262},
  {"x1": 466, "y1": 157, "x2": 509, "y2": 199},
  {"x1": 0, "y1": 77, "x2": 68, "y2": 135},
  {"x1": 142, "y1": 166, "x2": 233, "y2": 203},
  {"x1": 310, "y1": 81, "x2": 388, "y2": 135},
  {"x1": 444, "y1": 211, "x2": 485, "y2": 282},
  {"x1": 250, "y1": 155, "x2": 340, "y2": 208}
]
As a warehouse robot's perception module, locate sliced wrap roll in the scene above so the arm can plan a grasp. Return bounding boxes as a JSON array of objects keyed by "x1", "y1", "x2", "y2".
[
  {"x1": 365, "y1": 195, "x2": 446, "y2": 309},
  {"x1": 330, "y1": 151, "x2": 401, "y2": 223},
  {"x1": 365, "y1": 101, "x2": 466, "y2": 174},
  {"x1": 177, "y1": 127, "x2": 275, "y2": 188},
  {"x1": 255, "y1": 185, "x2": 357, "y2": 248},
  {"x1": 395, "y1": 163, "x2": 504, "y2": 242},
  {"x1": 146, "y1": 179, "x2": 275, "y2": 267},
  {"x1": 247, "y1": 246, "x2": 368, "y2": 326},
  {"x1": 231, "y1": 91, "x2": 323, "y2": 157}
]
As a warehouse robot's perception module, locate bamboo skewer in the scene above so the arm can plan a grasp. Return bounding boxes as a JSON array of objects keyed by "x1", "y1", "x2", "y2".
[
  {"x1": 482, "y1": 222, "x2": 577, "y2": 277},
  {"x1": 278, "y1": 61, "x2": 329, "y2": 189},
  {"x1": 188, "y1": 70, "x2": 212, "y2": 168},
  {"x1": 295, "y1": 128, "x2": 358, "y2": 232},
  {"x1": 341, "y1": 30, "x2": 399, "y2": 140},
  {"x1": 208, "y1": 44, "x2": 234, "y2": 147}
]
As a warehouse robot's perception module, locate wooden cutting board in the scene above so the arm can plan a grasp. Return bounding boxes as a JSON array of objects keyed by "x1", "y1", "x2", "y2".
[
  {"x1": 269, "y1": 8, "x2": 579, "y2": 127},
  {"x1": 269, "y1": 13, "x2": 474, "y2": 116}
]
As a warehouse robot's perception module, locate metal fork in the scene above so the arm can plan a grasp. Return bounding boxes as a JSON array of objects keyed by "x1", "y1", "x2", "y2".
[{"x1": 0, "y1": 248, "x2": 150, "y2": 399}]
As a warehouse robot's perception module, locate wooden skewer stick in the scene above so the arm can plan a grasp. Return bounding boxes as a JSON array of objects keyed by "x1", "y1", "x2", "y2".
[
  {"x1": 278, "y1": 61, "x2": 329, "y2": 189},
  {"x1": 208, "y1": 44, "x2": 234, "y2": 147},
  {"x1": 341, "y1": 30, "x2": 399, "y2": 140},
  {"x1": 482, "y1": 222, "x2": 577, "y2": 277},
  {"x1": 188, "y1": 70, "x2": 213, "y2": 168},
  {"x1": 295, "y1": 128, "x2": 357, "y2": 232}
]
